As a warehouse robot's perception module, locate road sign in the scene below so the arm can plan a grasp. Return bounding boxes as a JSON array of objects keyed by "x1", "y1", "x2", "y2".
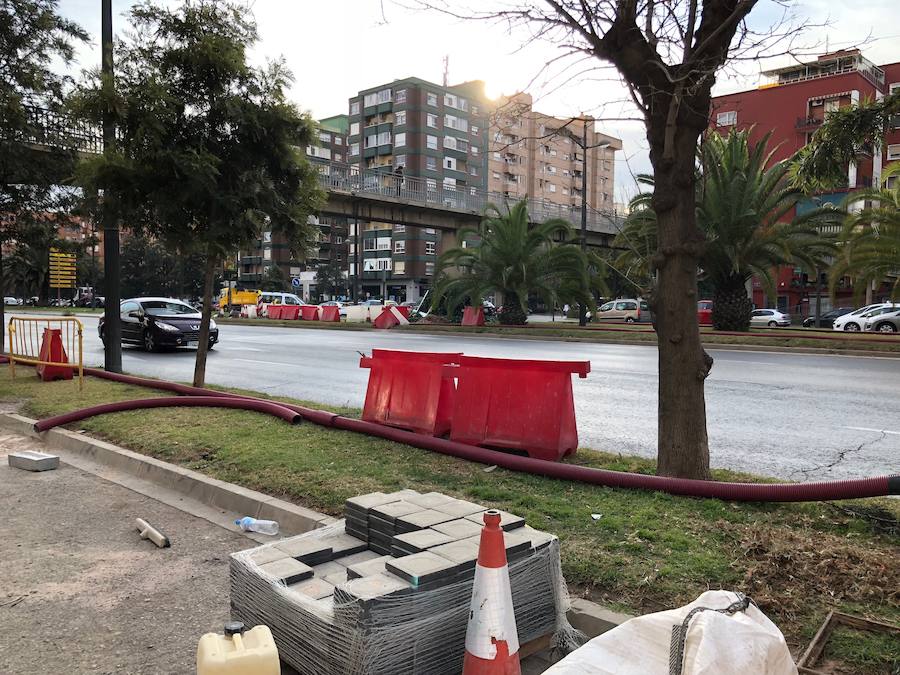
[
  {"x1": 49, "y1": 248, "x2": 78, "y2": 289},
  {"x1": 291, "y1": 277, "x2": 301, "y2": 288}
]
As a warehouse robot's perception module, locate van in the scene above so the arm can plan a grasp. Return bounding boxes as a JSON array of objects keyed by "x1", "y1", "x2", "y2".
[
  {"x1": 594, "y1": 298, "x2": 651, "y2": 323},
  {"x1": 257, "y1": 292, "x2": 304, "y2": 317}
]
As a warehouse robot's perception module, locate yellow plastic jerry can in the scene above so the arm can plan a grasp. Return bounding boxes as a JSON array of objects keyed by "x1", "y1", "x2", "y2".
[{"x1": 197, "y1": 621, "x2": 280, "y2": 675}]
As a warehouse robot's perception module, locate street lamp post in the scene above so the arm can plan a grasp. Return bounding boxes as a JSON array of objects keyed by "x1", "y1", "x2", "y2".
[{"x1": 101, "y1": 0, "x2": 122, "y2": 372}]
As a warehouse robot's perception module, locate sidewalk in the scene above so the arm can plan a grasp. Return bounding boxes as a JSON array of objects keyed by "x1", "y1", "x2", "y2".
[{"x1": 0, "y1": 432, "x2": 250, "y2": 674}]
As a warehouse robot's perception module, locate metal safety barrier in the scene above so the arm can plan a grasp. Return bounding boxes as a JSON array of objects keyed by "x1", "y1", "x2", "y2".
[{"x1": 7, "y1": 316, "x2": 84, "y2": 390}]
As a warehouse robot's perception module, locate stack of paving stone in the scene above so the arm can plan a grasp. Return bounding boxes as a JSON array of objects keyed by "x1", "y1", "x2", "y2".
[{"x1": 230, "y1": 489, "x2": 564, "y2": 675}]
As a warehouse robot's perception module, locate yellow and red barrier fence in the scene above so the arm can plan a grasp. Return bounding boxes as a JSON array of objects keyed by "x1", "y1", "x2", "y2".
[{"x1": 7, "y1": 316, "x2": 84, "y2": 390}]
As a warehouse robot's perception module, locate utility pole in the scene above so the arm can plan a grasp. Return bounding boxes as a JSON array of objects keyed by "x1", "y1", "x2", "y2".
[
  {"x1": 579, "y1": 117, "x2": 589, "y2": 327},
  {"x1": 101, "y1": 0, "x2": 121, "y2": 372}
]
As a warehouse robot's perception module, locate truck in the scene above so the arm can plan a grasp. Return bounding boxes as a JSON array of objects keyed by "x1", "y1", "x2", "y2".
[{"x1": 217, "y1": 287, "x2": 260, "y2": 312}]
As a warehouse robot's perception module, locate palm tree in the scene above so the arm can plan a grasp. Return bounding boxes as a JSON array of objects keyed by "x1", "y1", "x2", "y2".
[
  {"x1": 614, "y1": 129, "x2": 837, "y2": 330},
  {"x1": 829, "y1": 163, "x2": 900, "y2": 300},
  {"x1": 433, "y1": 200, "x2": 603, "y2": 325}
]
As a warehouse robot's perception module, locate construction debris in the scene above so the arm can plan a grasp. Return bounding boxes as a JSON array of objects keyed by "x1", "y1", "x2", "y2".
[
  {"x1": 230, "y1": 490, "x2": 578, "y2": 675},
  {"x1": 135, "y1": 518, "x2": 171, "y2": 548},
  {"x1": 8, "y1": 450, "x2": 59, "y2": 472}
]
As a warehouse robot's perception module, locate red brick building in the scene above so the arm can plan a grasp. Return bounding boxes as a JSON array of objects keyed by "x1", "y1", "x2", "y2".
[{"x1": 710, "y1": 50, "x2": 900, "y2": 315}]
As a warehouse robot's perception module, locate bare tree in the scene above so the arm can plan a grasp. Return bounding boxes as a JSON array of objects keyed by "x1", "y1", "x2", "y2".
[{"x1": 414, "y1": 0, "x2": 813, "y2": 479}]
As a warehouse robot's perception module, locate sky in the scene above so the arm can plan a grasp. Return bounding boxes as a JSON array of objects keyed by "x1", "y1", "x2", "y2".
[{"x1": 58, "y1": 0, "x2": 899, "y2": 204}]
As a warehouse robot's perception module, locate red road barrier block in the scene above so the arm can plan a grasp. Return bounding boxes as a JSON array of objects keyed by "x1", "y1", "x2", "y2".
[
  {"x1": 461, "y1": 306, "x2": 486, "y2": 326},
  {"x1": 281, "y1": 305, "x2": 301, "y2": 320},
  {"x1": 359, "y1": 349, "x2": 461, "y2": 436},
  {"x1": 266, "y1": 304, "x2": 282, "y2": 319},
  {"x1": 300, "y1": 305, "x2": 319, "y2": 321},
  {"x1": 394, "y1": 305, "x2": 411, "y2": 319},
  {"x1": 36, "y1": 328, "x2": 73, "y2": 382},
  {"x1": 320, "y1": 306, "x2": 340, "y2": 322},
  {"x1": 373, "y1": 306, "x2": 408, "y2": 329},
  {"x1": 450, "y1": 356, "x2": 590, "y2": 462}
]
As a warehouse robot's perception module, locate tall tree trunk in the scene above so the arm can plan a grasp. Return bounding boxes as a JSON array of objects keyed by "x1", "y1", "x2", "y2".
[
  {"x1": 651, "y1": 148, "x2": 713, "y2": 480},
  {"x1": 712, "y1": 274, "x2": 753, "y2": 331},
  {"x1": 192, "y1": 251, "x2": 217, "y2": 388},
  {"x1": 498, "y1": 291, "x2": 527, "y2": 325}
]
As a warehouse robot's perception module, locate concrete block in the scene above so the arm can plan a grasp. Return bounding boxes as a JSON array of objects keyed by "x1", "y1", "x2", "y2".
[
  {"x1": 247, "y1": 546, "x2": 288, "y2": 566},
  {"x1": 429, "y1": 538, "x2": 480, "y2": 573},
  {"x1": 385, "y1": 551, "x2": 458, "y2": 587},
  {"x1": 258, "y1": 557, "x2": 313, "y2": 585},
  {"x1": 346, "y1": 555, "x2": 392, "y2": 580},
  {"x1": 8, "y1": 450, "x2": 59, "y2": 472},
  {"x1": 431, "y1": 498, "x2": 485, "y2": 519},
  {"x1": 287, "y1": 577, "x2": 335, "y2": 600},
  {"x1": 311, "y1": 561, "x2": 346, "y2": 577},
  {"x1": 334, "y1": 550, "x2": 382, "y2": 567},
  {"x1": 369, "y1": 500, "x2": 423, "y2": 524},
  {"x1": 567, "y1": 598, "x2": 633, "y2": 639},
  {"x1": 276, "y1": 538, "x2": 333, "y2": 565},
  {"x1": 430, "y1": 518, "x2": 483, "y2": 540},
  {"x1": 392, "y1": 529, "x2": 455, "y2": 554},
  {"x1": 395, "y1": 508, "x2": 457, "y2": 532},
  {"x1": 403, "y1": 491, "x2": 454, "y2": 510}
]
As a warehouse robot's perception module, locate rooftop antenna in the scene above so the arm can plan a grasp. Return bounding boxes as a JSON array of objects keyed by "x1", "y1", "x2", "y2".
[{"x1": 442, "y1": 55, "x2": 449, "y2": 87}]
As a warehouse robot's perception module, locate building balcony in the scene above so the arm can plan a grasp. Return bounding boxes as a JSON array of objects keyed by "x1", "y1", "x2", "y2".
[
  {"x1": 240, "y1": 256, "x2": 262, "y2": 265},
  {"x1": 796, "y1": 116, "x2": 824, "y2": 130}
]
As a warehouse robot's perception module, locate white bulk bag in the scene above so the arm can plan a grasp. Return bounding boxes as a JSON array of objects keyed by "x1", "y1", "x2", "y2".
[{"x1": 545, "y1": 591, "x2": 797, "y2": 675}]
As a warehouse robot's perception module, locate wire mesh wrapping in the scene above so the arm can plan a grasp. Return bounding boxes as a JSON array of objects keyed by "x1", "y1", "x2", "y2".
[{"x1": 230, "y1": 491, "x2": 581, "y2": 675}]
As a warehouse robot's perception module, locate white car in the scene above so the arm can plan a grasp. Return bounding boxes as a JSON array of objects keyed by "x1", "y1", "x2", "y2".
[
  {"x1": 3, "y1": 296, "x2": 22, "y2": 306},
  {"x1": 750, "y1": 309, "x2": 791, "y2": 327},
  {"x1": 833, "y1": 303, "x2": 899, "y2": 332}
]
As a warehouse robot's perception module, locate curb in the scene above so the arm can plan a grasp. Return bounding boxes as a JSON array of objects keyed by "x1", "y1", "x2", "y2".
[
  {"x1": 0, "y1": 412, "x2": 631, "y2": 639},
  {"x1": 0, "y1": 412, "x2": 336, "y2": 536}
]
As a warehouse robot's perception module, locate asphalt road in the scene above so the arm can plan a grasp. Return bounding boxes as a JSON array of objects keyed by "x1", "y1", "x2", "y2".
[{"x1": 19, "y1": 314, "x2": 900, "y2": 482}]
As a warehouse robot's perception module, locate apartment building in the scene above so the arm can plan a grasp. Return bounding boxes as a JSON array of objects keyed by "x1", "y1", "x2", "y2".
[
  {"x1": 346, "y1": 78, "x2": 492, "y2": 301},
  {"x1": 487, "y1": 92, "x2": 621, "y2": 211},
  {"x1": 711, "y1": 49, "x2": 900, "y2": 312},
  {"x1": 237, "y1": 117, "x2": 350, "y2": 300}
]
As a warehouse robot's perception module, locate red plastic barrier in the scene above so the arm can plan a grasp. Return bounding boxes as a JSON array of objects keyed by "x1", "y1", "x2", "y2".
[
  {"x1": 320, "y1": 305, "x2": 340, "y2": 322},
  {"x1": 394, "y1": 305, "x2": 411, "y2": 319},
  {"x1": 359, "y1": 349, "x2": 461, "y2": 436},
  {"x1": 266, "y1": 304, "x2": 282, "y2": 319},
  {"x1": 280, "y1": 305, "x2": 300, "y2": 320},
  {"x1": 373, "y1": 306, "x2": 401, "y2": 329},
  {"x1": 450, "y1": 355, "x2": 590, "y2": 462},
  {"x1": 300, "y1": 305, "x2": 319, "y2": 321},
  {"x1": 461, "y1": 306, "x2": 486, "y2": 326},
  {"x1": 36, "y1": 329, "x2": 72, "y2": 382}
]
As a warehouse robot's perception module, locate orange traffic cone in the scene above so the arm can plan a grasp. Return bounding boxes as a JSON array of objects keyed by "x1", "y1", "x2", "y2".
[{"x1": 462, "y1": 509, "x2": 521, "y2": 675}]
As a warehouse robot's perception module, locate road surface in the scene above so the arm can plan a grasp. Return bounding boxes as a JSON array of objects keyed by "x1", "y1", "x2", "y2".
[{"x1": 16, "y1": 314, "x2": 900, "y2": 481}]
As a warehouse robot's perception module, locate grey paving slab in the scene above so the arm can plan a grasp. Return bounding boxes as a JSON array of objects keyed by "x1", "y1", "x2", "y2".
[
  {"x1": 258, "y1": 557, "x2": 314, "y2": 585},
  {"x1": 346, "y1": 554, "x2": 392, "y2": 579},
  {"x1": 287, "y1": 576, "x2": 335, "y2": 600},
  {"x1": 7, "y1": 450, "x2": 59, "y2": 471},
  {"x1": 392, "y1": 529, "x2": 455, "y2": 553},
  {"x1": 429, "y1": 538, "x2": 481, "y2": 573},
  {"x1": 395, "y1": 508, "x2": 458, "y2": 532},
  {"x1": 275, "y1": 537, "x2": 333, "y2": 565},
  {"x1": 247, "y1": 545, "x2": 288, "y2": 566},
  {"x1": 431, "y1": 518, "x2": 484, "y2": 540},
  {"x1": 311, "y1": 560, "x2": 346, "y2": 577},
  {"x1": 432, "y1": 499, "x2": 485, "y2": 519},
  {"x1": 369, "y1": 500, "x2": 424, "y2": 523},
  {"x1": 404, "y1": 491, "x2": 455, "y2": 510},
  {"x1": 385, "y1": 551, "x2": 459, "y2": 587},
  {"x1": 318, "y1": 531, "x2": 368, "y2": 557},
  {"x1": 334, "y1": 549, "x2": 383, "y2": 567},
  {"x1": 465, "y1": 509, "x2": 525, "y2": 531}
]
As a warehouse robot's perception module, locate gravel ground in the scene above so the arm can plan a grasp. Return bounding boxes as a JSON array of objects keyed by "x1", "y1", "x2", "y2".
[{"x1": 0, "y1": 432, "x2": 252, "y2": 675}]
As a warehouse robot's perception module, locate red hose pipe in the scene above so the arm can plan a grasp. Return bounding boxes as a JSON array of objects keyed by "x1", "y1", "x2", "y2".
[
  {"x1": 8, "y1": 358, "x2": 897, "y2": 502},
  {"x1": 33, "y1": 396, "x2": 301, "y2": 432}
]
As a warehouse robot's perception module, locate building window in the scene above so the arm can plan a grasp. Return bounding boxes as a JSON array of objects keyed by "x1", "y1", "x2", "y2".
[
  {"x1": 395, "y1": 88, "x2": 407, "y2": 103},
  {"x1": 377, "y1": 131, "x2": 391, "y2": 145},
  {"x1": 394, "y1": 154, "x2": 406, "y2": 167},
  {"x1": 319, "y1": 132, "x2": 332, "y2": 143},
  {"x1": 443, "y1": 177, "x2": 457, "y2": 188},
  {"x1": 394, "y1": 261, "x2": 406, "y2": 275},
  {"x1": 425, "y1": 241, "x2": 436, "y2": 255},
  {"x1": 394, "y1": 240, "x2": 406, "y2": 253},
  {"x1": 394, "y1": 132, "x2": 406, "y2": 147},
  {"x1": 469, "y1": 165, "x2": 478, "y2": 176},
  {"x1": 426, "y1": 178, "x2": 437, "y2": 191},
  {"x1": 425, "y1": 262, "x2": 435, "y2": 276},
  {"x1": 364, "y1": 92, "x2": 377, "y2": 107},
  {"x1": 350, "y1": 101, "x2": 360, "y2": 115},
  {"x1": 334, "y1": 153, "x2": 343, "y2": 162},
  {"x1": 492, "y1": 171, "x2": 500, "y2": 180},
  {"x1": 426, "y1": 156, "x2": 437, "y2": 171},
  {"x1": 349, "y1": 142, "x2": 359, "y2": 156},
  {"x1": 445, "y1": 157, "x2": 457, "y2": 171},
  {"x1": 887, "y1": 144, "x2": 900, "y2": 161},
  {"x1": 364, "y1": 134, "x2": 377, "y2": 149},
  {"x1": 263, "y1": 248, "x2": 271, "y2": 260},
  {"x1": 824, "y1": 99, "x2": 840, "y2": 114},
  {"x1": 549, "y1": 184, "x2": 557, "y2": 193},
  {"x1": 395, "y1": 110, "x2": 406, "y2": 125},
  {"x1": 471, "y1": 125, "x2": 479, "y2": 135},
  {"x1": 376, "y1": 236, "x2": 391, "y2": 250},
  {"x1": 426, "y1": 135, "x2": 438, "y2": 150},
  {"x1": 444, "y1": 114, "x2": 468, "y2": 131},
  {"x1": 716, "y1": 110, "x2": 737, "y2": 126},
  {"x1": 470, "y1": 145, "x2": 479, "y2": 155},
  {"x1": 394, "y1": 223, "x2": 405, "y2": 232},
  {"x1": 334, "y1": 136, "x2": 343, "y2": 145},
  {"x1": 350, "y1": 122, "x2": 360, "y2": 136},
  {"x1": 427, "y1": 113, "x2": 438, "y2": 128},
  {"x1": 363, "y1": 238, "x2": 376, "y2": 251},
  {"x1": 443, "y1": 135, "x2": 457, "y2": 150},
  {"x1": 425, "y1": 228, "x2": 436, "y2": 234},
  {"x1": 444, "y1": 93, "x2": 457, "y2": 108},
  {"x1": 426, "y1": 92, "x2": 438, "y2": 106},
  {"x1": 378, "y1": 89, "x2": 391, "y2": 104}
]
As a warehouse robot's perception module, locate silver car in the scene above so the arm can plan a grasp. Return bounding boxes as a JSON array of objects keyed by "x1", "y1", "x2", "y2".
[
  {"x1": 835, "y1": 304, "x2": 900, "y2": 331},
  {"x1": 863, "y1": 309, "x2": 900, "y2": 333},
  {"x1": 750, "y1": 309, "x2": 791, "y2": 327}
]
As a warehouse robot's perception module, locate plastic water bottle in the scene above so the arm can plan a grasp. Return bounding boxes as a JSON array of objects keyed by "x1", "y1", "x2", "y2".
[{"x1": 234, "y1": 516, "x2": 279, "y2": 535}]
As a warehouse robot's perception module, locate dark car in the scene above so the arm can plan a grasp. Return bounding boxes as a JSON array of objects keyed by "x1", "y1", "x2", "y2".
[
  {"x1": 802, "y1": 307, "x2": 854, "y2": 329},
  {"x1": 99, "y1": 297, "x2": 219, "y2": 352}
]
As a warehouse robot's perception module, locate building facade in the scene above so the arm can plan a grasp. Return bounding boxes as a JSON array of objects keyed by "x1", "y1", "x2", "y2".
[
  {"x1": 710, "y1": 50, "x2": 900, "y2": 313},
  {"x1": 488, "y1": 92, "x2": 621, "y2": 211}
]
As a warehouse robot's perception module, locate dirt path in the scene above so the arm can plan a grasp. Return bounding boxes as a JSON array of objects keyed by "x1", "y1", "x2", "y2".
[{"x1": 0, "y1": 433, "x2": 252, "y2": 674}]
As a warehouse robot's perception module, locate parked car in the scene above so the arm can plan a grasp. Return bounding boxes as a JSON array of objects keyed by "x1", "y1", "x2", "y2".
[
  {"x1": 863, "y1": 309, "x2": 900, "y2": 333},
  {"x1": 319, "y1": 300, "x2": 347, "y2": 317},
  {"x1": 749, "y1": 309, "x2": 791, "y2": 327},
  {"x1": 697, "y1": 300, "x2": 713, "y2": 326},
  {"x1": 801, "y1": 307, "x2": 854, "y2": 329},
  {"x1": 3, "y1": 296, "x2": 22, "y2": 306},
  {"x1": 593, "y1": 298, "x2": 651, "y2": 323},
  {"x1": 833, "y1": 303, "x2": 899, "y2": 332},
  {"x1": 360, "y1": 299, "x2": 384, "y2": 306},
  {"x1": 99, "y1": 297, "x2": 218, "y2": 352}
]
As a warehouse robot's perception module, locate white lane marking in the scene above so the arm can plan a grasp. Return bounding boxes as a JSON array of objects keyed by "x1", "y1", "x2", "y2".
[{"x1": 842, "y1": 426, "x2": 900, "y2": 436}]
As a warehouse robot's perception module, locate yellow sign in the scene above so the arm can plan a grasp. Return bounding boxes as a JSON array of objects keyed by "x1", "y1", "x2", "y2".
[{"x1": 49, "y1": 247, "x2": 77, "y2": 288}]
